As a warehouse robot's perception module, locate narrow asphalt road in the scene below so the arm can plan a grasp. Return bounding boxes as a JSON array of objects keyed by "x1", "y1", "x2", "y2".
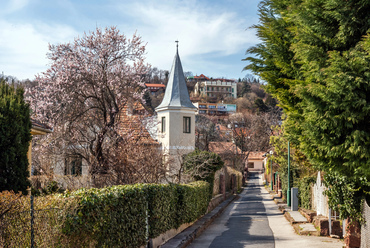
[
  {"x1": 187, "y1": 172, "x2": 275, "y2": 248},
  {"x1": 187, "y1": 172, "x2": 345, "y2": 248}
]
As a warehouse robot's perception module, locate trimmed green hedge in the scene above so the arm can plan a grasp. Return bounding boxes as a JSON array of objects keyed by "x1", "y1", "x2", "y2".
[
  {"x1": 144, "y1": 183, "x2": 178, "y2": 238},
  {"x1": 64, "y1": 184, "x2": 148, "y2": 248},
  {"x1": 297, "y1": 176, "x2": 316, "y2": 210},
  {"x1": 177, "y1": 181, "x2": 210, "y2": 225},
  {"x1": 1, "y1": 182, "x2": 210, "y2": 247},
  {"x1": 63, "y1": 181, "x2": 210, "y2": 247}
]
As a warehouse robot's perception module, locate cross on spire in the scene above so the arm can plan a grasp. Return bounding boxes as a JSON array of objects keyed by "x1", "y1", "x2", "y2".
[{"x1": 175, "y1": 40, "x2": 179, "y2": 52}]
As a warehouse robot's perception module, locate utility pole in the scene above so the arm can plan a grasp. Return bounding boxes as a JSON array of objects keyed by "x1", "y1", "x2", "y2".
[
  {"x1": 287, "y1": 141, "x2": 291, "y2": 206},
  {"x1": 270, "y1": 150, "x2": 273, "y2": 191}
]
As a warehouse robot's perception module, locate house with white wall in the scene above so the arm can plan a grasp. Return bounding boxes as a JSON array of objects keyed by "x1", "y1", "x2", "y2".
[{"x1": 247, "y1": 152, "x2": 266, "y2": 172}]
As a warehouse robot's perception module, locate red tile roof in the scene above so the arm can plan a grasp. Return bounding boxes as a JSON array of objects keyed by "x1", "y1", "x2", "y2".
[
  {"x1": 248, "y1": 152, "x2": 266, "y2": 160},
  {"x1": 118, "y1": 102, "x2": 159, "y2": 146},
  {"x1": 145, "y1": 83, "x2": 166, "y2": 88},
  {"x1": 194, "y1": 74, "x2": 209, "y2": 80},
  {"x1": 209, "y1": 141, "x2": 242, "y2": 155}
]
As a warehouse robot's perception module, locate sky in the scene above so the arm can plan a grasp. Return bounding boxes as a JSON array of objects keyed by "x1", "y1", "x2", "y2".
[{"x1": 0, "y1": 0, "x2": 262, "y2": 81}]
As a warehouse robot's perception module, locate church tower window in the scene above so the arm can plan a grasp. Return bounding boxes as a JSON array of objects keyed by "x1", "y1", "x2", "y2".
[{"x1": 183, "y1": 117, "x2": 191, "y2": 133}]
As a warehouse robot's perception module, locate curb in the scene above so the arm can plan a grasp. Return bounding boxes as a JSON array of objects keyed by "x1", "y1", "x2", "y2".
[{"x1": 160, "y1": 193, "x2": 239, "y2": 248}]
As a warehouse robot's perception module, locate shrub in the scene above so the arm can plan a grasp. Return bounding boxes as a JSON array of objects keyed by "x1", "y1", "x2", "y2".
[
  {"x1": 297, "y1": 176, "x2": 316, "y2": 209},
  {"x1": 31, "y1": 180, "x2": 65, "y2": 196},
  {"x1": 183, "y1": 149, "x2": 224, "y2": 196},
  {"x1": 176, "y1": 181, "x2": 210, "y2": 225},
  {"x1": 0, "y1": 191, "x2": 79, "y2": 248},
  {"x1": 65, "y1": 184, "x2": 148, "y2": 248},
  {"x1": 65, "y1": 181, "x2": 210, "y2": 246},
  {"x1": 1, "y1": 181, "x2": 211, "y2": 247},
  {"x1": 144, "y1": 183, "x2": 178, "y2": 238}
]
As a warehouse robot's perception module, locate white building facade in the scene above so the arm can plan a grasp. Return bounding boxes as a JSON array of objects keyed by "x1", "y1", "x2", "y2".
[{"x1": 194, "y1": 80, "x2": 237, "y2": 99}]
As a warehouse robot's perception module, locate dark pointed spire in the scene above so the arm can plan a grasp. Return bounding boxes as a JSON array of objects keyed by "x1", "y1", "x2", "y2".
[{"x1": 155, "y1": 42, "x2": 196, "y2": 111}]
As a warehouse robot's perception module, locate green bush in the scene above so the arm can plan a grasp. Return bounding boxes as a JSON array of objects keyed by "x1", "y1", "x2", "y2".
[
  {"x1": 65, "y1": 184, "x2": 148, "y2": 248},
  {"x1": 183, "y1": 149, "x2": 224, "y2": 197},
  {"x1": 144, "y1": 183, "x2": 178, "y2": 238},
  {"x1": 1, "y1": 181, "x2": 211, "y2": 247},
  {"x1": 297, "y1": 176, "x2": 315, "y2": 209},
  {"x1": 63, "y1": 181, "x2": 210, "y2": 247},
  {"x1": 0, "y1": 191, "x2": 79, "y2": 248},
  {"x1": 176, "y1": 181, "x2": 210, "y2": 225}
]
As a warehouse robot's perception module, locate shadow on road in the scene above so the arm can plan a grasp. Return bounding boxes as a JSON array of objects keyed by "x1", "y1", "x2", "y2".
[{"x1": 208, "y1": 172, "x2": 275, "y2": 248}]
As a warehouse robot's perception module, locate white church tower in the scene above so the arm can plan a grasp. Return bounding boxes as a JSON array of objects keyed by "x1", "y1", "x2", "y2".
[{"x1": 155, "y1": 42, "x2": 197, "y2": 181}]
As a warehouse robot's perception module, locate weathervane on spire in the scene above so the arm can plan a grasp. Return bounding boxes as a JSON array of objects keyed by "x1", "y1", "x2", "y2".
[{"x1": 175, "y1": 40, "x2": 179, "y2": 51}]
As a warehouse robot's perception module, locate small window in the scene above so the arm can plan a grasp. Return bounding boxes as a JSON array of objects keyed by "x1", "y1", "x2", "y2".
[
  {"x1": 65, "y1": 157, "x2": 82, "y2": 176},
  {"x1": 248, "y1": 162, "x2": 254, "y2": 168},
  {"x1": 161, "y1": 117, "x2": 166, "y2": 133},
  {"x1": 183, "y1": 117, "x2": 191, "y2": 133}
]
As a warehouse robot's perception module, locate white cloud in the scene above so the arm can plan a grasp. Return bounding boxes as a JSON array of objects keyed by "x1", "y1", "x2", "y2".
[
  {"x1": 0, "y1": 20, "x2": 78, "y2": 80},
  {"x1": 116, "y1": 0, "x2": 259, "y2": 75},
  {"x1": 0, "y1": 0, "x2": 260, "y2": 80}
]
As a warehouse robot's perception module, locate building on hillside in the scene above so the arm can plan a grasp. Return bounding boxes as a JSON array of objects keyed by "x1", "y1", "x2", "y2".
[
  {"x1": 187, "y1": 74, "x2": 209, "y2": 82},
  {"x1": 155, "y1": 44, "x2": 197, "y2": 182},
  {"x1": 192, "y1": 102, "x2": 236, "y2": 116},
  {"x1": 145, "y1": 83, "x2": 166, "y2": 94},
  {"x1": 247, "y1": 152, "x2": 266, "y2": 172},
  {"x1": 193, "y1": 80, "x2": 237, "y2": 99}
]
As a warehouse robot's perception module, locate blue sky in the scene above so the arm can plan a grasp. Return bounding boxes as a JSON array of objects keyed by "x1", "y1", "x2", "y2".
[{"x1": 0, "y1": 0, "x2": 261, "y2": 81}]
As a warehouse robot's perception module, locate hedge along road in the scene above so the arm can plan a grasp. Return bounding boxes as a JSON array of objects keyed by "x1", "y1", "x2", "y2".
[
  {"x1": 187, "y1": 172, "x2": 344, "y2": 248},
  {"x1": 187, "y1": 172, "x2": 274, "y2": 248}
]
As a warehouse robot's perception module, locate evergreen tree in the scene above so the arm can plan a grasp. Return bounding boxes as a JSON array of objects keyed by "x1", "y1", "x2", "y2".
[
  {"x1": 245, "y1": 0, "x2": 370, "y2": 220},
  {"x1": 0, "y1": 79, "x2": 31, "y2": 194},
  {"x1": 245, "y1": 0, "x2": 370, "y2": 178},
  {"x1": 254, "y1": 98, "x2": 268, "y2": 113}
]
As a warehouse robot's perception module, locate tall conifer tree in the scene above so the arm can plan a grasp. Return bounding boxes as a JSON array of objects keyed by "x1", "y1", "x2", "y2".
[
  {"x1": 245, "y1": 0, "x2": 370, "y2": 219},
  {"x1": 0, "y1": 79, "x2": 31, "y2": 194}
]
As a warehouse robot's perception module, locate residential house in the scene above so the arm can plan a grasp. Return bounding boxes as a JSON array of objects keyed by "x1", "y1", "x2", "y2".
[
  {"x1": 247, "y1": 151, "x2": 266, "y2": 172},
  {"x1": 145, "y1": 83, "x2": 166, "y2": 94},
  {"x1": 193, "y1": 80, "x2": 237, "y2": 99},
  {"x1": 192, "y1": 102, "x2": 236, "y2": 116},
  {"x1": 187, "y1": 74, "x2": 209, "y2": 82}
]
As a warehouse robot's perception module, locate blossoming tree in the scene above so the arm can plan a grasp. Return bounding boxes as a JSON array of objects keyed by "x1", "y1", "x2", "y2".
[{"x1": 28, "y1": 27, "x2": 151, "y2": 181}]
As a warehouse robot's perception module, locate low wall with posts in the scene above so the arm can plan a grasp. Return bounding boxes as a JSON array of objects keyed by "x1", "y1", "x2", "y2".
[
  {"x1": 213, "y1": 166, "x2": 242, "y2": 196},
  {"x1": 361, "y1": 199, "x2": 370, "y2": 248}
]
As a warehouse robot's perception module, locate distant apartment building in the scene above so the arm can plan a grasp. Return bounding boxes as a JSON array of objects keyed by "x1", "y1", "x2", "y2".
[
  {"x1": 192, "y1": 102, "x2": 237, "y2": 116},
  {"x1": 193, "y1": 80, "x2": 237, "y2": 99}
]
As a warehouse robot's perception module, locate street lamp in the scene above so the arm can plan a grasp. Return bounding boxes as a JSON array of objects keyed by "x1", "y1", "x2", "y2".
[{"x1": 270, "y1": 150, "x2": 273, "y2": 191}]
